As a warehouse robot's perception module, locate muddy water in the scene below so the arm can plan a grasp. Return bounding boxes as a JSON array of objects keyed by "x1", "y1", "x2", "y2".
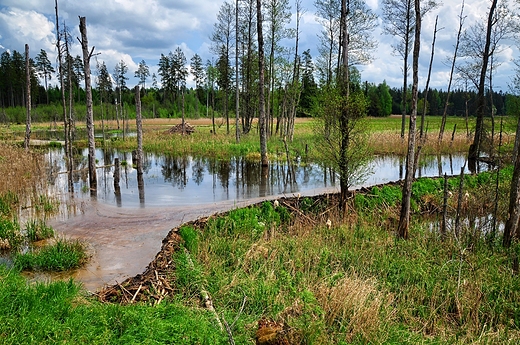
[{"x1": 45, "y1": 149, "x2": 482, "y2": 292}]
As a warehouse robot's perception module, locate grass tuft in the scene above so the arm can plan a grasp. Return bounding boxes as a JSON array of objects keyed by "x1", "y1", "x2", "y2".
[{"x1": 14, "y1": 239, "x2": 88, "y2": 271}]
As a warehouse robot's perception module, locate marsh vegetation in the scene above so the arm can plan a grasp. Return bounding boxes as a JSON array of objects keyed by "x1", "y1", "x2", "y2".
[{"x1": 1, "y1": 116, "x2": 519, "y2": 343}]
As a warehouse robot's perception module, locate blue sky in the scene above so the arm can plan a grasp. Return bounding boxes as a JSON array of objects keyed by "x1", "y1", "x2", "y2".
[{"x1": 0, "y1": 0, "x2": 518, "y2": 92}]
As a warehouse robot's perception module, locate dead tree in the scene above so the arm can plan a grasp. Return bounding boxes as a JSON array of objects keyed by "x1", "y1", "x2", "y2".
[
  {"x1": 24, "y1": 44, "x2": 31, "y2": 151},
  {"x1": 79, "y1": 16, "x2": 97, "y2": 194},
  {"x1": 397, "y1": 0, "x2": 421, "y2": 240}
]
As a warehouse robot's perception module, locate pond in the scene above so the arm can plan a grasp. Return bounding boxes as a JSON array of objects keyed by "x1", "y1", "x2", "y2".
[
  {"x1": 46, "y1": 148, "x2": 484, "y2": 209},
  {"x1": 41, "y1": 148, "x2": 488, "y2": 291}
]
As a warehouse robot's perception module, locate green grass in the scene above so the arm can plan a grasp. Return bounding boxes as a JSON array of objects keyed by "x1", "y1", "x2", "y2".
[
  {"x1": 13, "y1": 239, "x2": 88, "y2": 271},
  {"x1": 0, "y1": 265, "x2": 228, "y2": 344},
  {"x1": 25, "y1": 219, "x2": 55, "y2": 242}
]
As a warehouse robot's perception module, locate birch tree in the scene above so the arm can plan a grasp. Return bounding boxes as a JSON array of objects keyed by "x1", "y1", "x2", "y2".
[
  {"x1": 211, "y1": 1, "x2": 235, "y2": 134},
  {"x1": 24, "y1": 44, "x2": 31, "y2": 151},
  {"x1": 257, "y1": 0, "x2": 268, "y2": 167},
  {"x1": 382, "y1": 0, "x2": 437, "y2": 139}
]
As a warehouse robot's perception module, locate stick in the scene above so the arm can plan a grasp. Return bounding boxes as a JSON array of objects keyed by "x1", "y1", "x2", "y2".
[{"x1": 131, "y1": 284, "x2": 142, "y2": 303}]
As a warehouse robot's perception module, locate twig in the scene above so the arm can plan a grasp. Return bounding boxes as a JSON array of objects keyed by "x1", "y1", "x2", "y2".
[
  {"x1": 281, "y1": 201, "x2": 316, "y2": 225},
  {"x1": 222, "y1": 317, "x2": 235, "y2": 345},
  {"x1": 131, "y1": 283, "x2": 142, "y2": 303},
  {"x1": 231, "y1": 295, "x2": 247, "y2": 328}
]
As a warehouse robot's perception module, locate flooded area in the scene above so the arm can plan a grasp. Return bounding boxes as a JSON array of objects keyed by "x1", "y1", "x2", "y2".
[{"x1": 42, "y1": 147, "x2": 484, "y2": 291}]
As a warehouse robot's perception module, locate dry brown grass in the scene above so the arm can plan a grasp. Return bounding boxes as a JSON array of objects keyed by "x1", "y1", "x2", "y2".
[
  {"x1": 0, "y1": 143, "x2": 47, "y2": 214},
  {"x1": 314, "y1": 275, "x2": 392, "y2": 342}
]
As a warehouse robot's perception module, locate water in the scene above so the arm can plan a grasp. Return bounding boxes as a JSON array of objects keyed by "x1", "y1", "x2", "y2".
[
  {"x1": 41, "y1": 148, "x2": 488, "y2": 290},
  {"x1": 46, "y1": 148, "x2": 485, "y2": 209}
]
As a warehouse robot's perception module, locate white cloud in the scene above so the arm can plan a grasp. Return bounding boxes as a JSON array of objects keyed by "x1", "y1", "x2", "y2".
[{"x1": 0, "y1": 0, "x2": 517, "y2": 91}]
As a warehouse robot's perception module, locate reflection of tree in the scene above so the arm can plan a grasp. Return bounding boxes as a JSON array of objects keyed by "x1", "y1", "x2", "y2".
[
  {"x1": 46, "y1": 150, "x2": 62, "y2": 185},
  {"x1": 161, "y1": 155, "x2": 188, "y2": 189},
  {"x1": 191, "y1": 157, "x2": 206, "y2": 185},
  {"x1": 141, "y1": 152, "x2": 152, "y2": 174}
]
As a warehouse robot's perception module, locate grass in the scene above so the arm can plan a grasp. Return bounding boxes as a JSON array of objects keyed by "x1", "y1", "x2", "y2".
[
  {"x1": 25, "y1": 219, "x2": 55, "y2": 242},
  {"x1": 0, "y1": 115, "x2": 519, "y2": 343},
  {"x1": 67, "y1": 116, "x2": 513, "y2": 162},
  {"x1": 0, "y1": 265, "x2": 228, "y2": 344},
  {"x1": 13, "y1": 239, "x2": 88, "y2": 271}
]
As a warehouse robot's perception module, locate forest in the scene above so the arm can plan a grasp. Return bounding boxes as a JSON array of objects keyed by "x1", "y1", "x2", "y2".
[{"x1": 0, "y1": 0, "x2": 519, "y2": 130}]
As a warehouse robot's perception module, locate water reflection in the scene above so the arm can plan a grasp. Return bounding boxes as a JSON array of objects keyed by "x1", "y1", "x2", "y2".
[{"x1": 46, "y1": 148, "x2": 486, "y2": 208}]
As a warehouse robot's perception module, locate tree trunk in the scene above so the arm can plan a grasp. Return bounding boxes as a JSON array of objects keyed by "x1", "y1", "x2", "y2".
[
  {"x1": 257, "y1": 0, "x2": 268, "y2": 167},
  {"x1": 135, "y1": 85, "x2": 144, "y2": 175},
  {"x1": 339, "y1": 0, "x2": 350, "y2": 207},
  {"x1": 440, "y1": 0, "x2": 465, "y2": 142},
  {"x1": 235, "y1": 0, "x2": 240, "y2": 144},
  {"x1": 24, "y1": 44, "x2": 31, "y2": 151},
  {"x1": 398, "y1": 0, "x2": 421, "y2": 240},
  {"x1": 400, "y1": 2, "x2": 412, "y2": 139},
  {"x1": 79, "y1": 16, "x2": 97, "y2": 195},
  {"x1": 55, "y1": 0, "x2": 73, "y2": 193},
  {"x1": 469, "y1": 0, "x2": 497, "y2": 161},
  {"x1": 504, "y1": 118, "x2": 520, "y2": 247}
]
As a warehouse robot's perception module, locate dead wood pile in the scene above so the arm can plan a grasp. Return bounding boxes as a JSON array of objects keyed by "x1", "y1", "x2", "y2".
[
  {"x1": 96, "y1": 217, "x2": 210, "y2": 304},
  {"x1": 164, "y1": 122, "x2": 195, "y2": 135}
]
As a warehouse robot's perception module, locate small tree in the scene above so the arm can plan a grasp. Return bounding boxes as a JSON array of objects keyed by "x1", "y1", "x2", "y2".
[
  {"x1": 134, "y1": 60, "x2": 150, "y2": 89},
  {"x1": 315, "y1": 85, "x2": 371, "y2": 205},
  {"x1": 34, "y1": 49, "x2": 54, "y2": 104}
]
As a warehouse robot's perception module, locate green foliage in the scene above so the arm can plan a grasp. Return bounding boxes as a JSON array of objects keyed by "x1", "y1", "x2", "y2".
[
  {"x1": 354, "y1": 185, "x2": 402, "y2": 210},
  {"x1": 0, "y1": 218, "x2": 22, "y2": 250},
  {"x1": 366, "y1": 80, "x2": 392, "y2": 117},
  {"x1": 25, "y1": 219, "x2": 55, "y2": 242},
  {"x1": 14, "y1": 239, "x2": 87, "y2": 271},
  {"x1": 0, "y1": 265, "x2": 227, "y2": 344}
]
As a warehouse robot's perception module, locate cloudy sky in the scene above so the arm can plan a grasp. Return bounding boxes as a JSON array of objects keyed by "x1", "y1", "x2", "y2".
[{"x1": 0, "y1": 0, "x2": 518, "y2": 92}]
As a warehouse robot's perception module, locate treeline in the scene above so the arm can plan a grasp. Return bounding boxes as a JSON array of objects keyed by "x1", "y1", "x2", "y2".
[{"x1": 1, "y1": 47, "x2": 516, "y2": 125}]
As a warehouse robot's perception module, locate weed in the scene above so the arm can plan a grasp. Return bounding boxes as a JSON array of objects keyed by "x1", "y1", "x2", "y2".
[{"x1": 0, "y1": 218, "x2": 22, "y2": 250}]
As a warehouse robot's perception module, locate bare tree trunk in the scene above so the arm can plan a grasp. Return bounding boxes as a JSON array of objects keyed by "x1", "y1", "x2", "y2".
[
  {"x1": 504, "y1": 117, "x2": 520, "y2": 247},
  {"x1": 400, "y1": 7, "x2": 411, "y2": 140},
  {"x1": 415, "y1": 15, "x2": 438, "y2": 175},
  {"x1": 339, "y1": 0, "x2": 350, "y2": 207},
  {"x1": 79, "y1": 16, "x2": 97, "y2": 195},
  {"x1": 398, "y1": 0, "x2": 421, "y2": 240},
  {"x1": 24, "y1": 44, "x2": 31, "y2": 151},
  {"x1": 469, "y1": 0, "x2": 497, "y2": 161},
  {"x1": 235, "y1": 0, "x2": 240, "y2": 144},
  {"x1": 257, "y1": 0, "x2": 268, "y2": 167},
  {"x1": 135, "y1": 86, "x2": 144, "y2": 175},
  {"x1": 420, "y1": 16, "x2": 438, "y2": 139},
  {"x1": 440, "y1": 0, "x2": 465, "y2": 142},
  {"x1": 55, "y1": 0, "x2": 73, "y2": 193},
  {"x1": 288, "y1": 0, "x2": 303, "y2": 143}
]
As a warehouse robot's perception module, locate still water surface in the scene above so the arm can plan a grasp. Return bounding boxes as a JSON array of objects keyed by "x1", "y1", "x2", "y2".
[{"x1": 47, "y1": 148, "x2": 484, "y2": 208}]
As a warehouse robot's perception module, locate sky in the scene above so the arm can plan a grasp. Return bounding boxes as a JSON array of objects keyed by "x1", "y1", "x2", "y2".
[{"x1": 0, "y1": 0, "x2": 518, "y2": 92}]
